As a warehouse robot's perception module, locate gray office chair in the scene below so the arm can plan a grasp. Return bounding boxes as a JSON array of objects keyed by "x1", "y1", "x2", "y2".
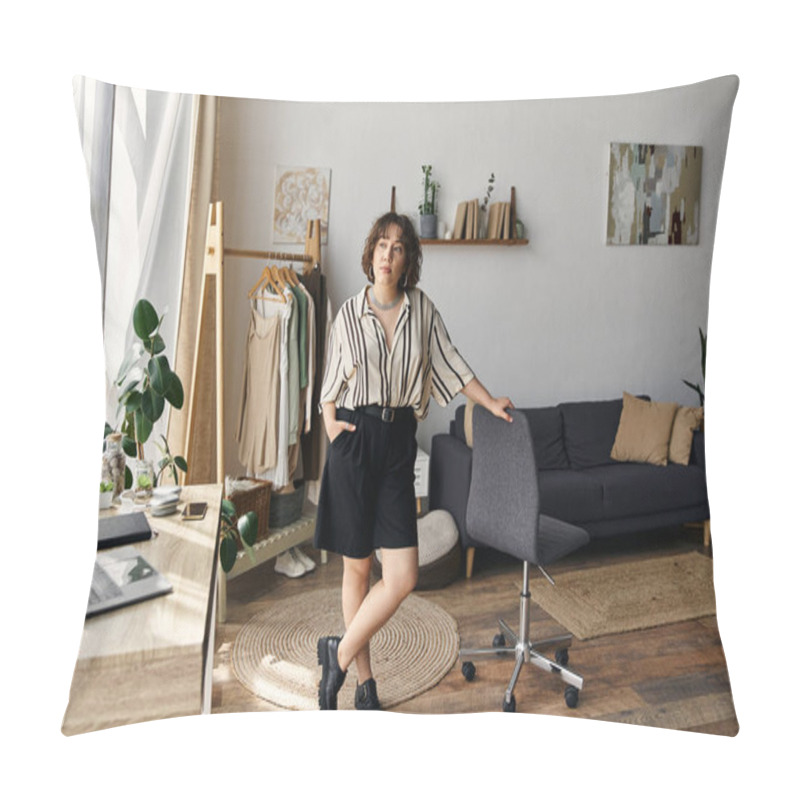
[{"x1": 459, "y1": 406, "x2": 590, "y2": 712}]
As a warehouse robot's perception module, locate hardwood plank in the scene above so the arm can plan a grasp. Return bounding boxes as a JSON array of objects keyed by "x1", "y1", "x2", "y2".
[{"x1": 212, "y1": 527, "x2": 739, "y2": 735}]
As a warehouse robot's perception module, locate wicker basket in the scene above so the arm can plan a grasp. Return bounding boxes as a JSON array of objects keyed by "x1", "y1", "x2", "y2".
[
  {"x1": 227, "y1": 477, "x2": 272, "y2": 545},
  {"x1": 268, "y1": 481, "x2": 306, "y2": 529}
]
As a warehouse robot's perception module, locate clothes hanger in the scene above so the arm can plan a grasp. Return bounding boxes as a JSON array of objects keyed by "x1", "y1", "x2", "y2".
[
  {"x1": 248, "y1": 264, "x2": 286, "y2": 302},
  {"x1": 281, "y1": 266, "x2": 299, "y2": 287},
  {"x1": 270, "y1": 265, "x2": 289, "y2": 292}
]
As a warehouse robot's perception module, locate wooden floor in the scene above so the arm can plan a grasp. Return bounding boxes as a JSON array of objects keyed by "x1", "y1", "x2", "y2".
[{"x1": 211, "y1": 525, "x2": 738, "y2": 735}]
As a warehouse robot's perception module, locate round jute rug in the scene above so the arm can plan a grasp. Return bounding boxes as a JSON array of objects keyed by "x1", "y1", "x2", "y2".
[{"x1": 231, "y1": 588, "x2": 459, "y2": 710}]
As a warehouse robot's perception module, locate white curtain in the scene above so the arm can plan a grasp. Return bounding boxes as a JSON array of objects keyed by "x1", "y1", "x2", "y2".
[{"x1": 73, "y1": 77, "x2": 194, "y2": 460}]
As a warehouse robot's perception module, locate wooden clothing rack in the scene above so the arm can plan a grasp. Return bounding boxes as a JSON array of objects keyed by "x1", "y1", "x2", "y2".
[{"x1": 183, "y1": 201, "x2": 322, "y2": 485}]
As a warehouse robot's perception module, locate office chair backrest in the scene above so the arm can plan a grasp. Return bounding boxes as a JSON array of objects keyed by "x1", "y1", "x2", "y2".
[{"x1": 466, "y1": 406, "x2": 541, "y2": 565}]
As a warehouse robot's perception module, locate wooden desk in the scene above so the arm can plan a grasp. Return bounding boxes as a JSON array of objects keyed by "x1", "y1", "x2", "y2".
[{"x1": 62, "y1": 484, "x2": 222, "y2": 736}]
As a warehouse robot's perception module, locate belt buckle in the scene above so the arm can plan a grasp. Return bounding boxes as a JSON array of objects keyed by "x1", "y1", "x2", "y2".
[{"x1": 380, "y1": 407, "x2": 395, "y2": 423}]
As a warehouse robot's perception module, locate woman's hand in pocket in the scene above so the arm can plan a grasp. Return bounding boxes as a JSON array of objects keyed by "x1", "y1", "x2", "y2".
[{"x1": 327, "y1": 418, "x2": 356, "y2": 444}]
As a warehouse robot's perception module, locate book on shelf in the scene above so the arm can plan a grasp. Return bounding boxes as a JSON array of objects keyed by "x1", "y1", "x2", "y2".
[
  {"x1": 452, "y1": 201, "x2": 467, "y2": 239},
  {"x1": 501, "y1": 202, "x2": 511, "y2": 239},
  {"x1": 487, "y1": 202, "x2": 502, "y2": 239}
]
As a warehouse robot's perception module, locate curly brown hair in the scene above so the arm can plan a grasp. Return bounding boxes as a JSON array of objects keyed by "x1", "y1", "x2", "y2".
[{"x1": 361, "y1": 212, "x2": 422, "y2": 288}]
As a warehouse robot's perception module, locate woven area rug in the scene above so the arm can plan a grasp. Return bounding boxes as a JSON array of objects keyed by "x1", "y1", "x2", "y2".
[
  {"x1": 232, "y1": 588, "x2": 459, "y2": 710},
  {"x1": 529, "y1": 551, "x2": 716, "y2": 640}
]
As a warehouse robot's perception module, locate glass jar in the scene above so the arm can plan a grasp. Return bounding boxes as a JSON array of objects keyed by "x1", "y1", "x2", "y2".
[
  {"x1": 133, "y1": 459, "x2": 155, "y2": 502},
  {"x1": 101, "y1": 432, "x2": 126, "y2": 499}
]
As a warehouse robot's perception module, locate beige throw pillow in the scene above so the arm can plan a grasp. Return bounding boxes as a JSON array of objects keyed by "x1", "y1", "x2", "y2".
[
  {"x1": 611, "y1": 392, "x2": 679, "y2": 467},
  {"x1": 668, "y1": 405, "x2": 704, "y2": 465}
]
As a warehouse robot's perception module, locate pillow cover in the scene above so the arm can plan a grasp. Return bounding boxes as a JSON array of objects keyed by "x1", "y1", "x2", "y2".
[
  {"x1": 669, "y1": 405, "x2": 705, "y2": 465},
  {"x1": 66, "y1": 75, "x2": 739, "y2": 739},
  {"x1": 611, "y1": 392, "x2": 679, "y2": 466}
]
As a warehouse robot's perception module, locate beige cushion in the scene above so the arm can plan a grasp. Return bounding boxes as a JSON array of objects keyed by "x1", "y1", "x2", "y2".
[
  {"x1": 669, "y1": 405, "x2": 704, "y2": 465},
  {"x1": 611, "y1": 392, "x2": 679, "y2": 467},
  {"x1": 464, "y1": 398, "x2": 475, "y2": 448}
]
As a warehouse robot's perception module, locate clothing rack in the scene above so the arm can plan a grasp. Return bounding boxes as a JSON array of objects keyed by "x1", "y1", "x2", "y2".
[{"x1": 183, "y1": 201, "x2": 322, "y2": 485}]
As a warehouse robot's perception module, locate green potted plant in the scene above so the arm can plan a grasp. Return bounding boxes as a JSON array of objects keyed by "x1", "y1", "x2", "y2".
[
  {"x1": 219, "y1": 499, "x2": 258, "y2": 573},
  {"x1": 155, "y1": 434, "x2": 188, "y2": 487},
  {"x1": 113, "y1": 299, "x2": 187, "y2": 500},
  {"x1": 682, "y1": 327, "x2": 707, "y2": 407},
  {"x1": 99, "y1": 480, "x2": 114, "y2": 510},
  {"x1": 418, "y1": 164, "x2": 440, "y2": 239}
]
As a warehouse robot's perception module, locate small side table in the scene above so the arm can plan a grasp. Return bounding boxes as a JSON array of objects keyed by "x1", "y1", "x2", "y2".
[{"x1": 414, "y1": 448, "x2": 430, "y2": 516}]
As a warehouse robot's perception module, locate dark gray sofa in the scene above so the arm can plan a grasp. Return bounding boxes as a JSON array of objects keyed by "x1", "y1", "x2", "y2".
[{"x1": 430, "y1": 397, "x2": 709, "y2": 577}]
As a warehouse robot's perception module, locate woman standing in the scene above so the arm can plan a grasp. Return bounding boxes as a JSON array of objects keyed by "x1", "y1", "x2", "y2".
[{"x1": 314, "y1": 212, "x2": 513, "y2": 710}]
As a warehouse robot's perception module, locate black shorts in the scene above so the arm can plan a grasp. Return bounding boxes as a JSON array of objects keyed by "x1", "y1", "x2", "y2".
[{"x1": 313, "y1": 406, "x2": 418, "y2": 559}]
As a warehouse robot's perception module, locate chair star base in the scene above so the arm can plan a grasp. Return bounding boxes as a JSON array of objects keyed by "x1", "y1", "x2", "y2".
[{"x1": 459, "y1": 562, "x2": 584, "y2": 711}]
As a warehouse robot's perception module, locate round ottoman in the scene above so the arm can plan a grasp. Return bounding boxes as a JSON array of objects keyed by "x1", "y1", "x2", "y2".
[{"x1": 372, "y1": 509, "x2": 462, "y2": 590}]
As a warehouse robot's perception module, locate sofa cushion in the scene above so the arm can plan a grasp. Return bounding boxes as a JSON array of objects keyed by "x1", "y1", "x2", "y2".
[
  {"x1": 559, "y1": 398, "x2": 629, "y2": 469},
  {"x1": 453, "y1": 404, "x2": 468, "y2": 445},
  {"x1": 611, "y1": 392, "x2": 679, "y2": 467},
  {"x1": 454, "y1": 402, "x2": 569, "y2": 470},
  {"x1": 584, "y1": 463, "x2": 708, "y2": 519},
  {"x1": 522, "y1": 407, "x2": 570, "y2": 471},
  {"x1": 537, "y1": 469, "x2": 605, "y2": 523},
  {"x1": 669, "y1": 405, "x2": 704, "y2": 465}
]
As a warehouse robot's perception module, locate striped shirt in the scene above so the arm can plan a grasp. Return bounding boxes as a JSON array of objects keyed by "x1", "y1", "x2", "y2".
[{"x1": 319, "y1": 286, "x2": 475, "y2": 420}]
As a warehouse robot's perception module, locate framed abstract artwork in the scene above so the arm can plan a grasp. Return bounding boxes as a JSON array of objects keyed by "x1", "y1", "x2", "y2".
[{"x1": 607, "y1": 143, "x2": 703, "y2": 245}]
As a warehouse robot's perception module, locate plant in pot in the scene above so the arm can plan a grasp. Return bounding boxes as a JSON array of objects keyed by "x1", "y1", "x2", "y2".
[
  {"x1": 418, "y1": 164, "x2": 440, "y2": 239},
  {"x1": 112, "y1": 299, "x2": 187, "y2": 501},
  {"x1": 219, "y1": 499, "x2": 258, "y2": 573},
  {"x1": 682, "y1": 327, "x2": 707, "y2": 407},
  {"x1": 99, "y1": 480, "x2": 115, "y2": 510}
]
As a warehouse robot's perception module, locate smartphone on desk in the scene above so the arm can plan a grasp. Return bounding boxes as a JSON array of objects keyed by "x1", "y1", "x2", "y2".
[{"x1": 182, "y1": 502, "x2": 207, "y2": 521}]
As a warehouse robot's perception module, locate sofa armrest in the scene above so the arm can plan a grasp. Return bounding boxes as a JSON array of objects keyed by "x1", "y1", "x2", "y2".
[
  {"x1": 430, "y1": 433, "x2": 473, "y2": 547},
  {"x1": 691, "y1": 430, "x2": 706, "y2": 471}
]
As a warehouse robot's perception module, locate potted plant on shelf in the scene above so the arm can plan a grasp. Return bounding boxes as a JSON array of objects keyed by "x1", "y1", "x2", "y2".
[
  {"x1": 219, "y1": 498, "x2": 258, "y2": 573},
  {"x1": 112, "y1": 298, "x2": 187, "y2": 501},
  {"x1": 99, "y1": 480, "x2": 114, "y2": 510},
  {"x1": 418, "y1": 164, "x2": 440, "y2": 239}
]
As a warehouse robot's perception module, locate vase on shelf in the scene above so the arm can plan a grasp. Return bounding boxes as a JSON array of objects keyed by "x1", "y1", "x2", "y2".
[
  {"x1": 419, "y1": 214, "x2": 438, "y2": 239},
  {"x1": 133, "y1": 458, "x2": 154, "y2": 502},
  {"x1": 479, "y1": 208, "x2": 489, "y2": 240},
  {"x1": 101, "y1": 432, "x2": 126, "y2": 500}
]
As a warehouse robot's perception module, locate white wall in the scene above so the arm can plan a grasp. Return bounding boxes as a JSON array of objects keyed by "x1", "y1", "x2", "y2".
[{"x1": 218, "y1": 76, "x2": 737, "y2": 468}]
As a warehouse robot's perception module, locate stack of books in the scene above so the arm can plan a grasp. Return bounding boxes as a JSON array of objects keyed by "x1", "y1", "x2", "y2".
[
  {"x1": 452, "y1": 199, "x2": 515, "y2": 240},
  {"x1": 486, "y1": 201, "x2": 514, "y2": 240},
  {"x1": 452, "y1": 199, "x2": 480, "y2": 240}
]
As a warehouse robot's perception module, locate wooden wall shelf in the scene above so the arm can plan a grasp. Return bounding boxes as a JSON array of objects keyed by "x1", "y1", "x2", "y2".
[
  {"x1": 390, "y1": 185, "x2": 527, "y2": 247},
  {"x1": 421, "y1": 238, "x2": 529, "y2": 246}
]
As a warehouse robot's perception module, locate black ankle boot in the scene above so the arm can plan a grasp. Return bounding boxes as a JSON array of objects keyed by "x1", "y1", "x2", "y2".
[
  {"x1": 354, "y1": 677, "x2": 381, "y2": 710},
  {"x1": 317, "y1": 636, "x2": 347, "y2": 710}
]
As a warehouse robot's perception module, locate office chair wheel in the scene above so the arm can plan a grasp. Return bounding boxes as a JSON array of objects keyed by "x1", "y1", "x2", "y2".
[
  {"x1": 462, "y1": 661, "x2": 476, "y2": 682},
  {"x1": 555, "y1": 648, "x2": 569, "y2": 666},
  {"x1": 564, "y1": 686, "x2": 579, "y2": 709},
  {"x1": 502, "y1": 694, "x2": 516, "y2": 713},
  {"x1": 493, "y1": 633, "x2": 506, "y2": 649}
]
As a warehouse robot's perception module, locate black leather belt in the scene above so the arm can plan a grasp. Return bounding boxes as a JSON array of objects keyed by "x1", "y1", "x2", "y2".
[{"x1": 359, "y1": 405, "x2": 414, "y2": 423}]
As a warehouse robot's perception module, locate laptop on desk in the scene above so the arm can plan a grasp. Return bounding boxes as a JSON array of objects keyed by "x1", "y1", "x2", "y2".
[{"x1": 87, "y1": 545, "x2": 173, "y2": 618}]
